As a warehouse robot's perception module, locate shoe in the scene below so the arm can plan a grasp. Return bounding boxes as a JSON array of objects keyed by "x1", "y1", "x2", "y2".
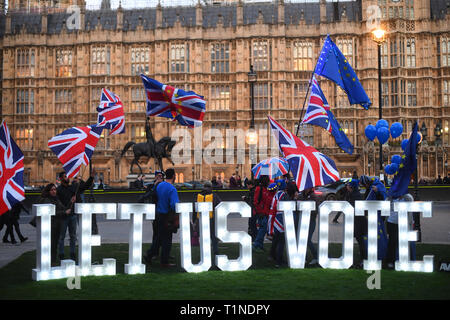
[
  {"x1": 160, "y1": 263, "x2": 176, "y2": 268},
  {"x1": 70, "y1": 254, "x2": 76, "y2": 261},
  {"x1": 3, "y1": 239, "x2": 10, "y2": 243},
  {"x1": 332, "y1": 220, "x2": 339, "y2": 224},
  {"x1": 21, "y1": 237, "x2": 28, "y2": 243},
  {"x1": 11, "y1": 240, "x2": 17, "y2": 245},
  {"x1": 274, "y1": 264, "x2": 280, "y2": 268},
  {"x1": 59, "y1": 254, "x2": 65, "y2": 261},
  {"x1": 387, "y1": 263, "x2": 394, "y2": 269},
  {"x1": 308, "y1": 258, "x2": 318, "y2": 265}
]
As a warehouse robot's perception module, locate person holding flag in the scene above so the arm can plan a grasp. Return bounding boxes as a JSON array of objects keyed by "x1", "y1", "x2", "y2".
[
  {"x1": 385, "y1": 122, "x2": 419, "y2": 268},
  {"x1": 57, "y1": 169, "x2": 95, "y2": 262}
]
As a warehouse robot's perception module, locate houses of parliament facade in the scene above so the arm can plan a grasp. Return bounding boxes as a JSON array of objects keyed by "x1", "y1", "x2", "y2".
[{"x1": 1, "y1": 0, "x2": 449, "y2": 187}]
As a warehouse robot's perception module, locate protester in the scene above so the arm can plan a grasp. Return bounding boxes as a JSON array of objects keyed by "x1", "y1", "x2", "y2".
[
  {"x1": 298, "y1": 186, "x2": 319, "y2": 266},
  {"x1": 360, "y1": 175, "x2": 387, "y2": 201},
  {"x1": 267, "y1": 180, "x2": 289, "y2": 267},
  {"x1": 236, "y1": 175, "x2": 242, "y2": 188},
  {"x1": 252, "y1": 176, "x2": 274, "y2": 252},
  {"x1": 360, "y1": 175, "x2": 388, "y2": 261},
  {"x1": 216, "y1": 176, "x2": 223, "y2": 189},
  {"x1": 242, "y1": 180, "x2": 257, "y2": 241},
  {"x1": 435, "y1": 175, "x2": 443, "y2": 184},
  {"x1": 345, "y1": 179, "x2": 367, "y2": 268},
  {"x1": 211, "y1": 176, "x2": 219, "y2": 188},
  {"x1": 385, "y1": 193, "x2": 415, "y2": 269},
  {"x1": 229, "y1": 174, "x2": 238, "y2": 188},
  {"x1": 443, "y1": 173, "x2": 450, "y2": 184},
  {"x1": 134, "y1": 174, "x2": 145, "y2": 189},
  {"x1": 1, "y1": 202, "x2": 29, "y2": 244},
  {"x1": 57, "y1": 171, "x2": 94, "y2": 261},
  {"x1": 39, "y1": 183, "x2": 72, "y2": 263},
  {"x1": 141, "y1": 170, "x2": 165, "y2": 262},
  {"x1": 144, "y1": 168, "x2": 179, "y2": 267},
  {"x1": 193, "y1": 181, "x2": 221, "y2": 255}
]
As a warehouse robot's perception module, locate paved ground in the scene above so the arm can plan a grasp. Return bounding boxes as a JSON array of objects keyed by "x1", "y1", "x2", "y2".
[{"x1": 1, "y1": 202, "x2": 449, "y2": 269}]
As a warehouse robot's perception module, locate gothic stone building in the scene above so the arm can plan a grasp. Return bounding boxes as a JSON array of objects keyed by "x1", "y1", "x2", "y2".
[{"x1": 1, "y1": 0, "x2": 449, "y2": 187}]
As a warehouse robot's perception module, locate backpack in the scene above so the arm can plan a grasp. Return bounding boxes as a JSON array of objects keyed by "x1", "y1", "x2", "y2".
[{"x1": 196, "y1": 193, "x2": 214, "y2": 219}]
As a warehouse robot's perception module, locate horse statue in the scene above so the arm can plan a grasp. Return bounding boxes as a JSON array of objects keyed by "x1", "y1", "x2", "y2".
[{"x1": 120, "y1": 118, "x2": 176, "y2": 174}]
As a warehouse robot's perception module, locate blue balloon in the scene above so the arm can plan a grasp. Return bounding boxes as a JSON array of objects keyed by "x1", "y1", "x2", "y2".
[
  {"x1": 391, "y1": 154, "x2": 402, "y2": 165},
  {"x1": 401, "y1": 139, "x2": 409, "y2": 151},
  {"x1": 390, "y1": 122, "x2": 403, "y2": 139},
  {"x1": 416, "y1": 132, "x2": 422, "y2": 144},
  {"x1": 376, "y1": 127, "x2": 390, "y2": 145},
  {"x1": 390, "y1": 162, "x2": 399, "y2": 173},
  {"x1": 376, "y1": 119, "x2": 389, "y2": 130},
  {"x1": 365, "y1": 124, "x2": 377, "y2": 141},
  {"x1": 384, "y1": 164, "x2": 394, "y2": 175}
]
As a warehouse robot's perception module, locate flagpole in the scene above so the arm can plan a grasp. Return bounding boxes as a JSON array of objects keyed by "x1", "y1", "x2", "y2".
[
  {"x1": 295, "y1": 60, "x2": 320, "y2": 137},
  {"x1": 295, "y1": 36, "x2": 329, "y2": 137}
]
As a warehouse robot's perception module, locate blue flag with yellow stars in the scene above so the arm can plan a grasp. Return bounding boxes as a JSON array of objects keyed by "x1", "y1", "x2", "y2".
[
  {"x1": 388, "y1": 122, "x2": 418, "y2": 198},
  {"x1": 314, "y1": 35, "x2": 372, "y2": 110},
  {"x1": 303, "y1": 76, "x2": 354, "y2": 154}
]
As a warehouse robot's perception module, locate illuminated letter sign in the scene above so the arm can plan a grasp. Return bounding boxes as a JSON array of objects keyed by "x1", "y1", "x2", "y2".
[
  {"x1": 32, "y1": 204, "x2": 76, "y2": 281},
  {"x1": 179, "y1": 202, "x2": 212, "y2": 273},
  {"x1": 31, "y1": 200, "x2": 435, "y2": 281},
  {"x1": 394, "y1": 201, "x2": 433, "y2": 272},
  {"x1": 76, "y1": 203, "x2": 117, "y2": 277},
  {"x1": 281, "y1": 201, "x2": 315, "y2": 269},
  {"x1": 215, "y1": 201, "x2": 252, "y2": 271},
  {"x1": 355, "y1": 201, "x2": 390, "y2": 270},
  {"x1": 318, "y1": 201, "x2": 355, "y2": 269},
  {"x1": 118, "y1": 203, "x2": 155, "y2": 275}
]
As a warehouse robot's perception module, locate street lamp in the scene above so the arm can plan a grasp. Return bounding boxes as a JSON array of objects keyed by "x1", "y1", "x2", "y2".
[
  {"x1": 434, "y1": 122, "x2": 442, "y2": 146},
  {"x1": 247, "y1": 65, "x2": 258, "y2": 179},
  {"x1": 420, "y1": 122, "x2": 427, "y2": 142},
  {"x1": 372, "y1": 27, "x2": 386, "y2": 180}
]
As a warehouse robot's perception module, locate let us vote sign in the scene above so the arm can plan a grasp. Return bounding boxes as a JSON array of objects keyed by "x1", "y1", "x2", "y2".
[{"x1": 31, "y1": 201, "x2": 433, "y2": 281}]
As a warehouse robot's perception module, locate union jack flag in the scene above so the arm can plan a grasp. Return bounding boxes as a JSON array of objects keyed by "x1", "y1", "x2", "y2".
[
  {"x1": 302, "y1": 76, "x2": 354, "y2": 155},
  {"x1": 141, "y1": 74, "x2": 206, "y2": 128},
  {"x1": 267, "y1": 190, "x2": 286, "y2": 236},
  {"x1": 97, "y1": 88, "x2": 125, "y2": 135},
  {"x1": 48, "y1": 124, "x2": 104, "y2": 178},
  {"x1": 0, "y1": 121, "x2": 25, "y2": 215},
  {"x1": 268, "y1": 116, "x2": 340, "y2": 192},
  {"x1": 303, "y1": 76, "x2": 332, "y2": 132}
]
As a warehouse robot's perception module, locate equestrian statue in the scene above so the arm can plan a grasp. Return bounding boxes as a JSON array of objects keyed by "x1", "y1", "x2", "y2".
[{"x1": 121, "y1": 117, "x2": 176, "y2": 174}]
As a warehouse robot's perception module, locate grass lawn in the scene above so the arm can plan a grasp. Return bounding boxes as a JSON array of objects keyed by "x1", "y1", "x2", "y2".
[{"x1": 0, "y1": 243, "x2": 449, "y2": 300}]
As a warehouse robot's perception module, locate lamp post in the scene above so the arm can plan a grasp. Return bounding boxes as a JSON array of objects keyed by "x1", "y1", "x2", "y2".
[
  {"x1": 434, "y1": 122, "x2": 442, "y2": 146},
  {"x1": 372, "y1": 28, "x2": 386, "y2": 181},
  {"x1": 247, "y1": 65, "x2": 258, "y2": 180},
  {"x1": 420, "y1": 122, "x2": 427, "y2": 142}
]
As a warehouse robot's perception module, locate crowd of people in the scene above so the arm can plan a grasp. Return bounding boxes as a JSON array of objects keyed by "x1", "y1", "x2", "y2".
[{"x1": 0, "y1": 168, "x2": 427, "y2": 270}]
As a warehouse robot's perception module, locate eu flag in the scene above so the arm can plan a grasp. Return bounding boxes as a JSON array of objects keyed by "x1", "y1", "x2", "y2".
[
  {"x1": 314, "y1": 35, "x2": 372, "y2": 110},
  {"x1": 388, "y1": 122, "x2": 418, "y2": 198}
]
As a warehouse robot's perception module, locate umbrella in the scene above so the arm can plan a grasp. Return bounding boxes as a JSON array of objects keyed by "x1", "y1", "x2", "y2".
[{"x1": 251, "y1": 157, "x2": 289, "y2": 179}]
